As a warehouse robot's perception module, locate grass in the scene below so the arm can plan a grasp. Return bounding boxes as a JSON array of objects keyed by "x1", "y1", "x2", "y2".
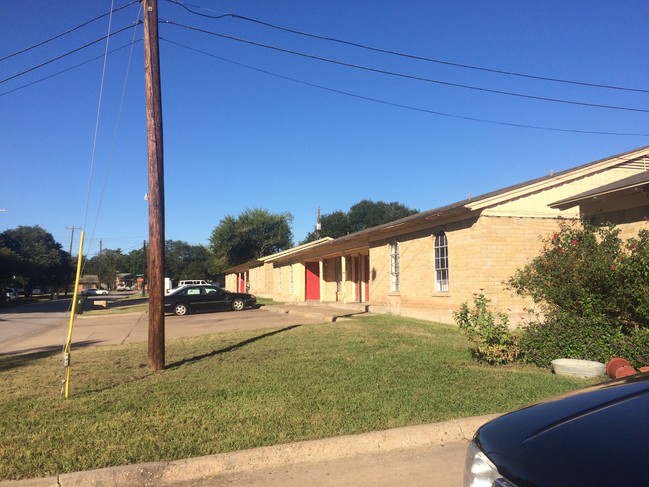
[{"x1": 0, "y1": 314, "x2": 596, "y2": 481}]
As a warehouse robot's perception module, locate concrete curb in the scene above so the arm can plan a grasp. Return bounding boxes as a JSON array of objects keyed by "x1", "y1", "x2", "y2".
[{"x1": 5, "y1": 415, "x2": 498, "y2": 486}]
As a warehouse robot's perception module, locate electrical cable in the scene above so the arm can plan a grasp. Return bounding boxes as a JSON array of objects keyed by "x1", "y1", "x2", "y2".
[
  {"x1": 160, "y1": 37, "x2": 649, "y2": 137},
  {"x1": 64, "y1": 0, "x2": 119, "y2": 398},
  {"x1": 0, "y1": 23, "x2": 140, "y2": 85},
  {"x1": 0, "y1": 1, "x2": 138, "y2": 62},
  {"x1": 82, "y1": 4, "x2": 120, "y2": 263},
  {"x1": 166, "y1": 0, "x2": 649, "y2": 95},
  {"x1": 86, "y1": 4, "x2": 143, "y2": 269},
  {"x1": 0, "y1": 40, "x2": 142, "y2": 97},
  {"x1": 164, "y1": 21, "x2": 649, "y2": 114}
]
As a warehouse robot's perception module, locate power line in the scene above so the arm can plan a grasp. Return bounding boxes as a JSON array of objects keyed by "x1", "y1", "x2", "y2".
[
  {"x1": 164, "y1": 21, "x2": 649, "y2": 115},
  {"x1": 160, "y1": 37, "x2": 649, "y2": 137},
  {"x1": 7, "y1": 3, "x2": 646, "y2": 114},
  {"x1": 0, "y1": 41, "x2": 142, "y2": 97},
  {"x1": 167, "y1": 0, "x2": 649, "y2": 95},
  {"x1": 0, "y1": 23, "x2": 140, "y2": 85},
  {"x1": 0, "y1": 1, "x2": 138, "y2": 62}
]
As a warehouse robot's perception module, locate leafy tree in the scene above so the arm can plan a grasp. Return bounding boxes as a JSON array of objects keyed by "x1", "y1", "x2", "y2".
[
  {"x1": 0, "y1": 225, "x2": 72, "y2": 292},
  {"x1": 0, "y1": 247, "x2": 22, "y2": 285},
  {"x1": 301, "y1": 211, "x2": 351, "y2": 243},
  {"x1": 301, "y1": 200, "x2": 418, "y2": 243},
  {"x1": 348, "y1": 200, "x2": 418, "y2": 233},
  {"x1": 164, "y1": 240, "x2": 211, "y2": 281},
  {"x1": 209, "y1": 208, "x2": 293, "y2": 272},
  {"x1": 124, "y1": 246, "x2": 146, "y2": 278},
  {"x1": 84, "y1": 248, "x2": 126, "y2": 289}
]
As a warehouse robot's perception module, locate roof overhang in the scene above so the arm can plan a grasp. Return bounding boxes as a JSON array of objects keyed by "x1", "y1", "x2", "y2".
[
  {"x1": 550, "y1": 171, "x2": 649, "y2": 210},
  {"x1": 467, "y1": 147, "x2": 649, "y2": 211},
  {"x1": 223, "y1": 237, "x2": 334, "y2": 273}
]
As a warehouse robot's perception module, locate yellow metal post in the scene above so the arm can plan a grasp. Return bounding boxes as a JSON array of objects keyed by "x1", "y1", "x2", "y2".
[{"x1": 62, "y1": 231, "x2": 85, "y2": 398}]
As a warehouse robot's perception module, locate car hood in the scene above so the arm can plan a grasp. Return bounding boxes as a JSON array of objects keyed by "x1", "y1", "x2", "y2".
[{"x1": 475, "y1": 373, "x2": 649, "y2": 487}]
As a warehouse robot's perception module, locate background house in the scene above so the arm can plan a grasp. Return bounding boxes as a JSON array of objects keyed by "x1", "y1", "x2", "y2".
[{"x1": 77, "y1": 275, "x2": 100, "y2": 292}]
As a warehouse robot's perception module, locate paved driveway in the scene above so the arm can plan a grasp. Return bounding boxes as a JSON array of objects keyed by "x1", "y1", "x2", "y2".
[{"x1": 0, "y1": 303, "x2": 327, "y2": 356}]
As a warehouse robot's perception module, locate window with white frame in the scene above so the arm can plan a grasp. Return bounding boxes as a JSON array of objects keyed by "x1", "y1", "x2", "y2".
[
  {"x1": 390, "y1": 241, "x2": 400, "y2": 292},
  {"x1": 434, "y1": 231, "x2": 449, "y2": 292}
]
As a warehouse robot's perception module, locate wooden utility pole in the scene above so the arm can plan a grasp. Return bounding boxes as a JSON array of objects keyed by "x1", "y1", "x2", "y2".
[
  {"x1": 143, "y1": 0, "x2": 165, "y2": 370},
  {"x1": 141, "y1": 240, "x2": 147, "y2": 297},
  {"x1": 65, "y1": 225, "x2": 81, "y2": 255},
  {"x1": 316, "y1": 208, "x2": 321, "y2": 239}
]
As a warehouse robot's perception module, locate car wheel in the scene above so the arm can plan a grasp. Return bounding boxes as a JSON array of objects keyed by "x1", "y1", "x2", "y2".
[
  {"x1": 174, "y1": 303, "x2": 189, "y2": 316},
  {"x1": 231, "y1": 298, "x2": 245, "y2": 311}
]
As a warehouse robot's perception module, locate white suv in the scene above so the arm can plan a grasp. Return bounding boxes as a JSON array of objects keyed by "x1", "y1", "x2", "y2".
[{"x1": 178, "y1": 280, "x2": 209, "y2": 287}]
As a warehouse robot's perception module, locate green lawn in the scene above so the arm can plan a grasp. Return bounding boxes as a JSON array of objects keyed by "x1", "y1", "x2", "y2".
[{"x1": 0, "y1": 315, "x2": 595, "y2": 481}]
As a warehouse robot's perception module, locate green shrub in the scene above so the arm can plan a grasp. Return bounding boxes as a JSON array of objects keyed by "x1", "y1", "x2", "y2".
[
  {"x1": 519, "y1": 312, "x2": 623, "y2": 367},
  {"x1": 507, "y1": 221, "x2": 649, "y2": 368},
  {"x1": 454, "y1": 293, "x2": 520, "y2": 365},
  {"x1": 618, "y1": 230, "x2": 649, "y2": 325},
  {"x1": 520, "y1": 312, "x2": 649, "y2": 369},
  {"x1": 615, "y1": 327, "x2": 649, "y2": 369}
]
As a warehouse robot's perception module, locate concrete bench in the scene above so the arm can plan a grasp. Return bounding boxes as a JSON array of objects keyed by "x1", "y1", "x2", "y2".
[{"x1": 94, "y1": 300, "x2": 108, "y2": 308}]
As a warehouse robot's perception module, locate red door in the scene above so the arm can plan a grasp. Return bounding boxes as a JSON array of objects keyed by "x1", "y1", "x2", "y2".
[
  {"x1": 238, "y1": 273, "x2": 246, "y2": 292},
  {"x1": 305, "y1": 262, "x2": 320, "y2": 300}
]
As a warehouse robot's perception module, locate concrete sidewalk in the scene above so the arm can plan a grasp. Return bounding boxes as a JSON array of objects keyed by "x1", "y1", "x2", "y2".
[
  {"x1": 5, "y1": 415, "x2": 497, "y2": 486},
  {"x1": 261, "y1": 302, "x2": 372, "y2": 323}
]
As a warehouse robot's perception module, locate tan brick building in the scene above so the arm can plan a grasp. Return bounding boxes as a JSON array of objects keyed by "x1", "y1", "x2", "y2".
[{"x1": 225, "y1": 147, "x2": 649, "y2": 324}]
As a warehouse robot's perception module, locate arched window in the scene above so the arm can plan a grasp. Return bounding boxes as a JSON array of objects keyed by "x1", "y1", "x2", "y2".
[
  {"x1": 390, "y1": 241, "x2": 400, "y2": 292},
  {"x1": 434, "y1": 231, "x2": 449, "y2": 292}
]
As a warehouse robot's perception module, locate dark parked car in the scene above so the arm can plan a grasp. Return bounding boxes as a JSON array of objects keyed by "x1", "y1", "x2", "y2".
[
  {"x1": 464, "y1": 372, "x2": 649, "y2": 487},
  {"x1": 164, "y1": 285, "x2": 256, "y2": 316}
]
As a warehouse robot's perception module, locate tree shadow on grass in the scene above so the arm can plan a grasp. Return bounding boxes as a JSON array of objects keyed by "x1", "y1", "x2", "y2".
[
  {"x1": 166, "y1": 324, "x2": 303, "y2": 369},
  {"x1": 0, "y1": 340, "x2": 102, "y2": 371}
]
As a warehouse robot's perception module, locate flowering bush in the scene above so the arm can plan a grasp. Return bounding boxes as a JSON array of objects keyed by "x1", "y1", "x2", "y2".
[
  {"x1": 454, "y1": 293, "x2": 520, "y2": 365},
  {"x1": 508, "y1": 219, "x2": 649, "y2": 367}
]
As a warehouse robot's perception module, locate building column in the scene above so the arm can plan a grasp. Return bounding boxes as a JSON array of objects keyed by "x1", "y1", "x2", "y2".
[
  {"x1": 319, "y1": 259, "x2": 325, "y2": 302},
  {"x1": 340, "y1": 255, "x2": 347, "y2": 303}
]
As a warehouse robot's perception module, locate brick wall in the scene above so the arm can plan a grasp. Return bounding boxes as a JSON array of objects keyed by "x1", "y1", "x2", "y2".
[{"x1": 369, "y1": 215, "x2": 561, "y2": 324}]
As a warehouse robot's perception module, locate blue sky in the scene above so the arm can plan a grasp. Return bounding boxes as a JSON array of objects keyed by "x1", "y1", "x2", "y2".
[{"x1": 2, "y1": 1, "x2": 648, "y2": 258}]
